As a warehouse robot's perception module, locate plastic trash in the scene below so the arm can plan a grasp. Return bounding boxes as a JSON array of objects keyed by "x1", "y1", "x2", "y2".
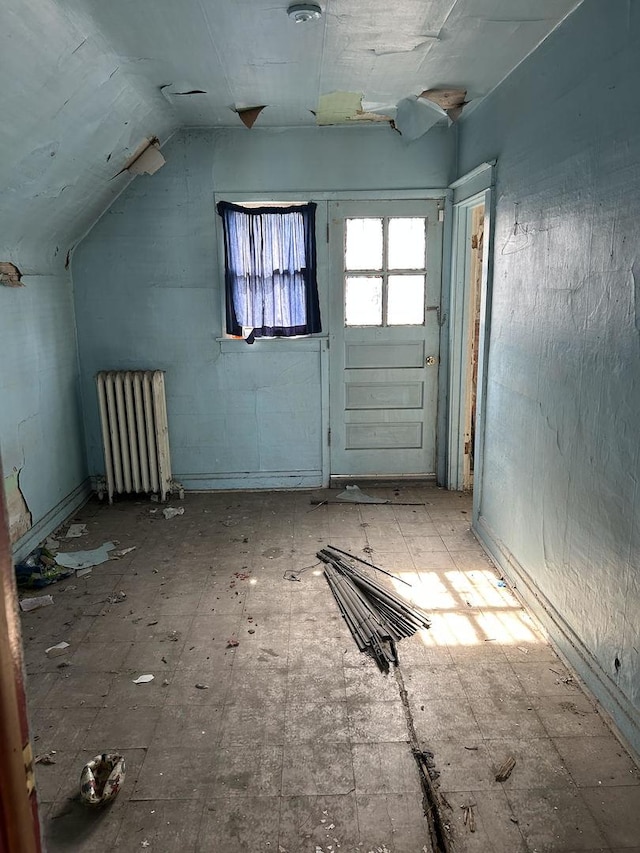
[
  {"x1": 20, "y1": 595, "x2": 54, "y2": 612},
  {"x1": 132, "y1": 674, "x2": 154, "y2": 684},
  {"x1": 15, "y1": 549, "x2": 73, "y2": 588},
  {"x1": 45, "y1": 641, "x2": 70, "y2": 657},
  {"x1": 80, "y1": 753, "x2": 125, "y2": 805},
  {"x1": 162, "y1": 507, "x2": 184, "y2": 519},
  {"x1": 335, "y1": 484, "x2": 388, "y2": 504}
]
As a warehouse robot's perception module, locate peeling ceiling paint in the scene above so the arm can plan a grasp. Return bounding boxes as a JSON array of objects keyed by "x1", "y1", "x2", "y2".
[
  {"x1": 316, "y1": 92, "x2": 393, "y2": 126},
  {"x1": 0, "y1": 0, "x2": 584, "y2": 269},
  {"x1": 235, "y1": 106, "x2": 267, "y2": 129},
  {"x1": 395, "y1": 95, "x2": 449, "y2": 140}
]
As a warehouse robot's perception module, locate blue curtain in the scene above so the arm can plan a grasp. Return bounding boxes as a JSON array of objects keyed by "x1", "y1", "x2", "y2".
[{"x1": 217, "y1": 201, "x2": 321, "y2": 339}]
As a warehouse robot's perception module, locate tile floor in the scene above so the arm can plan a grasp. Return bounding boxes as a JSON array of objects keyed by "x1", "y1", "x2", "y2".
[{"x1": 20, "y1": 485, "x2": 640, "y2": 852}]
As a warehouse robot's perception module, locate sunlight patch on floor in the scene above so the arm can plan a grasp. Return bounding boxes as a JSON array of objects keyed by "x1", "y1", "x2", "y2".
[{"x1": 390, "y1": 568, "x2": 544, "y2": 647}]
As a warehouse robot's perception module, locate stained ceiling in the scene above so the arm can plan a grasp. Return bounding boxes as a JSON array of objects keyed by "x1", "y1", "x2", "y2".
[{"x1": 1, "y1": 0, "x2": 583, "y2": 270}]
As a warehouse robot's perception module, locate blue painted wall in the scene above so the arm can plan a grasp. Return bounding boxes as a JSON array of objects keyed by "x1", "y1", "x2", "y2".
[
  {"x1": 459, "y1": 0, "x2": 640, "y2": 752},
  {"x1": 0, "y1": 273, "x2": 88, "y2": 559},
  {"x1": 73, "y1": 125, "x2": 454, "y2": 490}
]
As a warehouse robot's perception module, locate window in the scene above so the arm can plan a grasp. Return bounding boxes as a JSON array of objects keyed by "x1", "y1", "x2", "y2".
[
  {"x1": 344, "y1": 216, "x2": 427, "y2": 326},
  {"x1": 216, "y1": 201, "x2": 321, "y2": 342}
]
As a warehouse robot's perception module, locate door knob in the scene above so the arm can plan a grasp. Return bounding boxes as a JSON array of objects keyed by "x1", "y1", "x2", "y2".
[{"x1": 425, "y1": 355, "x2": 438, "y2": 366}]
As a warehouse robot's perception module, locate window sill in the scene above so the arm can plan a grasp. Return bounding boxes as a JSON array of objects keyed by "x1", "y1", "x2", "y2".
[{"x1": 217, "y1": 336, "x2": 328, "y2": 354}]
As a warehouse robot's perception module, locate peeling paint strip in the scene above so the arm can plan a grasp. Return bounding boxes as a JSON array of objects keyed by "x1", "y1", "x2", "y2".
[{"x1": 4, "y1": 467, "x2": 32, "y2": 544}]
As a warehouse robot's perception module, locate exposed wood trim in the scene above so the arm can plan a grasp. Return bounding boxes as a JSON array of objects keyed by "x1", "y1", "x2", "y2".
[{"x1": 0, "y1": 460, "x2": 40, "y2": 853}]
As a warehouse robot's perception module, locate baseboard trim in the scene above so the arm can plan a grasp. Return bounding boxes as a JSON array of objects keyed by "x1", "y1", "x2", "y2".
[
  {"x1": 330, "y1": 474, "x2": 437, "y2": 486},
  {"x1": 12, "y1": 479, "x2": 92, "y2": 564},
  {"x1": 475, "y1": 513, "x2": 640, "y2": 762},
  {"x1": 177, "y1": 471, "x2": 323, "y2": 491}
]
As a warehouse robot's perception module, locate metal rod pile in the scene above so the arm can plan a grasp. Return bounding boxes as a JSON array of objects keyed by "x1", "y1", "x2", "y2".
[{"x1": 317, "y1": 546, "x2": 431, "y2": 671}]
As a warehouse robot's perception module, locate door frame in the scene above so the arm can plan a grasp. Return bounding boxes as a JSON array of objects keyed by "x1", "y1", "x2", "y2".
[
  {"x1": 446, "y1": 163, "x2": 496, "y2": 506},
  {"x1": 326, "y1": 197, "x2": 445, "y2": 480}
]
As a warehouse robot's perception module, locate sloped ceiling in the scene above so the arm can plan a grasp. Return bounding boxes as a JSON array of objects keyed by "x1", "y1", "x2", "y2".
[{"x1": 0, "y1": 0, "x2": 582, "y2": 270}]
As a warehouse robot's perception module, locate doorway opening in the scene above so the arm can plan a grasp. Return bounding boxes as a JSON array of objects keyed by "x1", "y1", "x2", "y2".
[
  {"x1": 463, "y1": 203, "x2": 484, "y2": 489},
  {"x1": 447, "y1": 169, "x2": 494, "y2": 500}
]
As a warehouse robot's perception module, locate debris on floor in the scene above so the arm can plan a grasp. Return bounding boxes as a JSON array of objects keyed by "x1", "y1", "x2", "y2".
[
  {"x1": 317, "y1": 546, "x2": 430, "y2": 671},
  {"x1": 80, "y1": 753, "x2": 126, "y2": 805},
  {"x1": 461, "y1": 802, "x2": 476, "y2": 832},
  {"x1": 162, "y1": 506, "x2": 184, "y2": 519},
  {"x1": 45, "y1": 641, "x2": 70, "y2": 658},
  {"x1": 132, "y1": 674, "x2": 154, "y2": 684},
  {"x1": 105, "y1": 591, "x2": 127, "y2": 605},
  {"x1": 56, "y1": 541, "x2": 117, "y2": 570},
  {"x1": 64, "y1": 523, "x2": 87, "y2": 539},
  {"x1": 18, "y1": 487, "x2": 640, "y2": 850},
  {"x1": 15, "y1": 548, "x2": 73, "y2": 588},
  {"x1": 226, "y1": 636, "x2": 239, "y2": 648},
  {"x1": 551, "y1": 668, "x2": 575, "y2": 687},
  {"x1": 283, "y1": 560, "x2": 322, "y2": 582},
  {"x1": 76, "y1": 567, "x2": 92, "y2": 578},
  {"x1": 335, "y1": 484, "x2": 388, "y2": 504},
  {"x1": 110, "y1": 546, "x2": 136, "y2": 558},
  {"x1": 19, "y1": 594, "x2": 54, "y2": 612},
  {"x1": 495, "y1": 754, "x2": 516, "y2": 782},
  {"x1": 35, "y1": 750, "x2": 57, "y2": 765}
]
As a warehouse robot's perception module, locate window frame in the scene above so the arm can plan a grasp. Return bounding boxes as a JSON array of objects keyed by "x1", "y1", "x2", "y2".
[
  {"x1": 216, "y1": 199, "x2": 321, "y2": 342},
  {"x1": 343, "y1": 214, "x2": 429, "y2": 328}
]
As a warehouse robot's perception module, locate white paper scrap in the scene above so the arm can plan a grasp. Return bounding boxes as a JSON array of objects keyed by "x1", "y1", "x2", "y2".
[{"x1": 132, "y1": 674, "x2": 154, "y2": 684}]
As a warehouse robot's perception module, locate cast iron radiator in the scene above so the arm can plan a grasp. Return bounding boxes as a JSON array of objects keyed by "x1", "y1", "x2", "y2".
[{"x1": 95, "y1": 370, "x2": 182, "y2": 503}]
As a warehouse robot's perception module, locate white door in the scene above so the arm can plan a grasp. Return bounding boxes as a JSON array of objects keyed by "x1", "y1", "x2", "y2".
[{"x1": 329, "y1": 199, "x2": 443, "y2": 477}]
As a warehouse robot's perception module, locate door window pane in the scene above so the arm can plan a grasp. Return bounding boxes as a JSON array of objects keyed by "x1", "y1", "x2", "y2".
[
  {"x1": 345, "y1": 276, "x2": 382, "y2": 325},
  {"x1": 388, "y1": 218, "x2": 426, "y2": 270},
  {"x1": 387, "y1": 275, "x2": 425, "y2": 325},
  {"x1": 345, "y1": 219, "x2": 383, "y2": 270}
]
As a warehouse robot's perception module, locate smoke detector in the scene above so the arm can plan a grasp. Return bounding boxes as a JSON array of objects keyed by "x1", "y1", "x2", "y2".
[{"x1": 287, "y1": 3, "x2": 322, "y2": 23}]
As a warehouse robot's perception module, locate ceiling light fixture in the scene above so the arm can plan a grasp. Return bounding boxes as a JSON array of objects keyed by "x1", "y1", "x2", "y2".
[{"x1": 287, "y1": 2, "x2": 322, "y2": 23}]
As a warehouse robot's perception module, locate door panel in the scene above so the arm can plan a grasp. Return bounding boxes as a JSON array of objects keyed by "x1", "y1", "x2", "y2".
[{"x1": 329, "y1": 199, "x2": 442, "y2": 477}]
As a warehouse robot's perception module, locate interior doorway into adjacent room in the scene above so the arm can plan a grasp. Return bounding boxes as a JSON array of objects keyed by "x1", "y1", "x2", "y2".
[{"x1": 447, "y1": 165, "x2": 494, "y2": 504}]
